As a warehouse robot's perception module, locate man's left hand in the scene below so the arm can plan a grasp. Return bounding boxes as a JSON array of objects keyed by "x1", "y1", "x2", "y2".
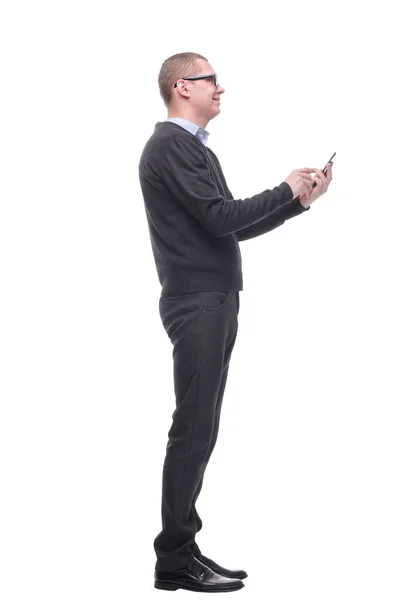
[{"x1": 299, "y1": 162, "x2": 333, "y2": 208}]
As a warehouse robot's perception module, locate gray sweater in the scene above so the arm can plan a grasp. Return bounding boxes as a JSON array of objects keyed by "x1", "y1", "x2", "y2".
[{"x1": 138, "y1": 121, "x2": 309, "y2": 294}]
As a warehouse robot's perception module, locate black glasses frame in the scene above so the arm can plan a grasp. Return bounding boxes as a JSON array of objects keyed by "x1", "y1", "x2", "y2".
[{"x1": 173, "y1": 74, "x2": 218, "y2": 88}]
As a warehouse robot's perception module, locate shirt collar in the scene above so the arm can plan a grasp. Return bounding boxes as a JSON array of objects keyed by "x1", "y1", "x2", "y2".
[{"x1": 165, "y1": 117, "x2": 210, "y2": 146}]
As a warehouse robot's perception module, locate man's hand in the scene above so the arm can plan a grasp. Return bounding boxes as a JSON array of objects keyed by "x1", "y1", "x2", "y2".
[
  {"x1": 299, "y1": 162, "x2": 333, "y2": 208},
  {"x1": 284, "y1": 168, "x2": 315, "y2": 199}
]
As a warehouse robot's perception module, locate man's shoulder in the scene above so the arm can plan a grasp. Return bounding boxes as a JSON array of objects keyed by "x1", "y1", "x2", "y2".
[
  {"x1": 142, "y1": 122, "x2": 196, "y2": 156},
  {"x1": 141, "y1": 122, "x2": 208, "y2": 167}
]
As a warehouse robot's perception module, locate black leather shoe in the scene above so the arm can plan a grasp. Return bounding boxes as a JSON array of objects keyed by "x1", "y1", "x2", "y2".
[
  {"x1": 197, "y1": 554, "x2": 248, "y2": 580},
  {"x1": 154, "y1": 556, "x2": 244, "y2": 592}
]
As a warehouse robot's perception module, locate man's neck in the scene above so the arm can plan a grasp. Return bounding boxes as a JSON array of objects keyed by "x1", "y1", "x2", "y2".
[{"x1": 167, "y1": 112, "x2": 208, "y2": 130}]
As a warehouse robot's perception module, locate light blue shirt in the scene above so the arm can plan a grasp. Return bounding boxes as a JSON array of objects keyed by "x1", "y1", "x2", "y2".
[{"x1": 165, "y1": 117, "x2": 210, "y2": 146}]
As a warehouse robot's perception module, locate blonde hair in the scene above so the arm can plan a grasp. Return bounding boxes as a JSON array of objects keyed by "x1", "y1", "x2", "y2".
[{"x1": 158, "y1": 52, "x2": 208, "y2": 107}]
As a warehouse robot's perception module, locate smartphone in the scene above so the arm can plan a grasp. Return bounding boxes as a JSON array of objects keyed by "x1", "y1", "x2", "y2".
[{"x1": 312, "y1": 151, "x2": 336, "y2": 188}]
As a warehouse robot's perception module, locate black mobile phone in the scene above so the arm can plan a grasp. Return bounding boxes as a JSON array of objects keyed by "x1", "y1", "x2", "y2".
[{"x1": 312, "y1": 152, "x2": 336, "y2": 187}]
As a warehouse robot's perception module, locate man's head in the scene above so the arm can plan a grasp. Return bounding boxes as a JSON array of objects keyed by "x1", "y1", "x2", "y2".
[{"x1": 158, "y1": 52, "x2": 225, "y2": 129}]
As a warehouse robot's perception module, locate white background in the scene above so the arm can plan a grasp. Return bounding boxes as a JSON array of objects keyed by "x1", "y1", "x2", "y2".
[{"x1": 1, "y1": 1, "x2": 399, "y2": 598}]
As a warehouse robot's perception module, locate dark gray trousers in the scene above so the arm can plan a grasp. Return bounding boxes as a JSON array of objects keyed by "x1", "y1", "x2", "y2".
[{"x1": 154, "y1": 289, "x2": 240, "y2": 571}]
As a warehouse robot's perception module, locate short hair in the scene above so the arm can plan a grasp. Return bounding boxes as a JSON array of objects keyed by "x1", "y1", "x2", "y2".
[{"x1": 158, "y1": 52, "x2": 208, "y2": 107}]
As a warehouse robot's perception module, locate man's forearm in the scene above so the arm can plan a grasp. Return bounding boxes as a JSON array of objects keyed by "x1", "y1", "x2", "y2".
[{"x1": 236, "y1": 196, "x2": 309, "y2": 242}]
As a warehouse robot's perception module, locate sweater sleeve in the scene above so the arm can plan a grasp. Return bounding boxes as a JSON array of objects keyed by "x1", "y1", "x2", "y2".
[
  {"x1": 236, "y1": 196, "x2": 310, "y2": 242},
  {"x1": 156, "y1": 135, "x2": 294, "y2": 238}
]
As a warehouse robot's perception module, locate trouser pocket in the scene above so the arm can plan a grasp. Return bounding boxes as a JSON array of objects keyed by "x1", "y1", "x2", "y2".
[{"x1": 199, "y1": 291, "x2": 229, "y2": 310}]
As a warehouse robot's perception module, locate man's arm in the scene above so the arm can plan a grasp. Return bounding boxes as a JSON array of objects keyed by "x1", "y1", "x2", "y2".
[
  {"x1": 156, "y1": 135, "x2": 294, "y2": 238},
  {"x1": 235, "y1": 195, "x2": 310, "y2": 242},
  {"x1": 207, "y1": 149, "x2": 310, "y2": 241}
]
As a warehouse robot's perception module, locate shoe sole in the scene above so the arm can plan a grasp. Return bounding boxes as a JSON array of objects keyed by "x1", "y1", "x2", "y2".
[{"x1": 154, "y1": 579, "x2": 244, "y2": 592}]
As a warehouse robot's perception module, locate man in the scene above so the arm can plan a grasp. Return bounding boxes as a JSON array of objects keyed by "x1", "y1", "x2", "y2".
[{"x1": 138, "y1": 52, "x2": 333, "y2": 593}]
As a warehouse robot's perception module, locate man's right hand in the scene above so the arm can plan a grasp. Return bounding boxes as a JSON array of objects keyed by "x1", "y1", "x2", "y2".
[{"x1": 284, "y1": 168, "x2": 315, "y2": 200}]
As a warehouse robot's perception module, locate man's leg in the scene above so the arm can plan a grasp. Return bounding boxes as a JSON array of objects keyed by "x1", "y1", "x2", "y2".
[
  {"x1": 190, "y1": 291, "x2": 240, "y2": 556},
  {"x1": 154, "y1": 290, "x2": 238, "y2": 572},
  {"x1": 190, "y1": 322, "x2": 239, "y2": 558}
]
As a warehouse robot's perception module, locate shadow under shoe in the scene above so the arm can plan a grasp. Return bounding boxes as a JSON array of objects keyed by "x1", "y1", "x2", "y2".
[{"x1": 154, "y1": 556, "x2": 244, "y2": 592}]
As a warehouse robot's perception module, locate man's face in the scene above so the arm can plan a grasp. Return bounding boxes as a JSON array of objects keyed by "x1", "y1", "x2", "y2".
[{"x1": 176, "y1": 60, "x2": 225, "y2": 120}]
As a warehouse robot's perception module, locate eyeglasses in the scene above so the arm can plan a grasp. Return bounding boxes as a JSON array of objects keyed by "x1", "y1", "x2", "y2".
[{"x1": 173, "y1": 74, "x2": 219, "y2": 88}]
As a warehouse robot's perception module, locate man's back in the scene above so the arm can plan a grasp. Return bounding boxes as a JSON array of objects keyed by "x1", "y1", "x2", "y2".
[{"x1": 138, "y1": 121, "x2": 243, "y2": 294}]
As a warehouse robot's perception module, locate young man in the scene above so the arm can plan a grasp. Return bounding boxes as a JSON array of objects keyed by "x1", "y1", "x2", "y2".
[{"x1": 138, "y1": 52, "x2": 333, "y2": 593}]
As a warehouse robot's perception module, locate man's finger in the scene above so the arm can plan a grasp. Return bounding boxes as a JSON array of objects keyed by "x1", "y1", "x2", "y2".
[
  {"x1": 313, "y1": 168, "x2": 327, "y2": 180},
  {"x1": 312, "y1": 176, "x2": 323, "y2": 189}
]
